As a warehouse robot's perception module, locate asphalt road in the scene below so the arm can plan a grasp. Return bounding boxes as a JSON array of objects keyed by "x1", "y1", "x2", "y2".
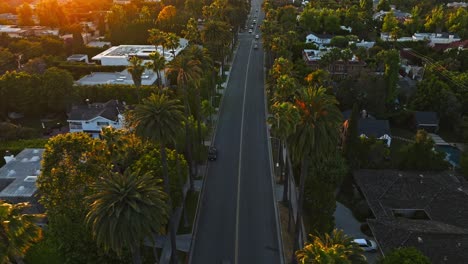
[{"x1": 189, "y1": 4, "x2": 282, "y2": 264}]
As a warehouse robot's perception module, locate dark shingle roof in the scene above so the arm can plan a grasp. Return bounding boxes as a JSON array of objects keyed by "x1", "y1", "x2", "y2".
[
  {"x1": 68, "y1": 100, "x2": 125, "y2": 121},
  {"x1": 414, "y1": 111, "x2": 438, "y2": 126},
  {"x1": 358, "y1": 119, "x2": 391, "y2": 138}
]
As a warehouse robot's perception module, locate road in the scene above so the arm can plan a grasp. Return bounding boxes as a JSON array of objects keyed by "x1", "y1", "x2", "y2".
[{"x1": 189, "y1": 3, "x2": 282, "y2": 264}]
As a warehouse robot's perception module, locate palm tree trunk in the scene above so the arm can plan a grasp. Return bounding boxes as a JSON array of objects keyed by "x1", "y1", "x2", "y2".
[
  {"x1": 292, "y1": 156, "x2": 309, "y2": 263},
  {"x1": 160, "y1": 144, "x2": 170, "y2": 196},
  {"x1": 282, "y1": 142, "x2": 288, "y2": 203},
  {"x1": 196, "y1": 90, "x2": 203, "y2": 146},
  {"x1": 136, "y1": 84, "x2": 141, "y2": 103},
  {"x1": 182, "y1": 84, "x2": 195, "y2": 190},
  {"x1": 157, "y1": 71, "x2": 162, "y2": 88},
  {"x1": 169, "y1": 213, "x2": 178, "y2": 264},
  {"x1": 131, "y1": 244, "x2": 142, "y2": 264}
]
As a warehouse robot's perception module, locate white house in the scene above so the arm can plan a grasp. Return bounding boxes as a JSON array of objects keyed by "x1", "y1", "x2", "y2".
[
  {"x1": 0, "y1": 25, "x2": 26, "y2": 38},
  {"x1": 305, "y1": 33, "x2": 333, "y2": 45},
  {"x1": 413, "y1": 33, "x2": 461, "y2": 45},
  {"x1": 92, "y1": 39, "x2": 189, "y2": 66},
  {"x1": 67, "y1": 100, "x2": 126, "y2": 138}
]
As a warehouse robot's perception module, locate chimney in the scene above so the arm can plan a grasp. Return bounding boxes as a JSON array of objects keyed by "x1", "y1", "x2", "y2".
[{"x1": 4, "y1": 150, "x2": 14, "y2": 164}]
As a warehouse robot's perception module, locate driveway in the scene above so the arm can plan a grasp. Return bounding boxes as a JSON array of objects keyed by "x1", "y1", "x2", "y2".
[{"x1": 334, "y1": 202, "x2": 380, "y2": 264}]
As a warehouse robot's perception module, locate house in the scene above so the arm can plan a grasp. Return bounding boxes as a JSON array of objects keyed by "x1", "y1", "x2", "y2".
[
  {"x1": 92, "y1": 39, "x2": 188, "y2": 66},
  {"x1": 305, "y1": 33, "x2": 333, "y2": 45},
  {"x1": 67, "y1": 54, "x2": 89, "y2": 64},
  {"x1": 342, "y1": 111, "x2": 392, "y2": 146},
  {"x1": 302, "y1": 49, "x2": 366, "y2": 75},
  {"x1": 414, "y1": 111, "x2": 439, "y2": 133},
  {"x1": 373, "y1": 8, "x2": 411, "y2": 22},
  {"x1": 67, "y1": 100, "x2": 126, "y2": 138},
  {"x1": 0, "y1": 149, "x2": 44, "y2": 204},
  {"x1": 76, "y1": 69, "x2": 158, "y2": 86},
  {"x1": 447, "y1": 2, "x2": 468, "y2": 8},
  {"x1": 413, "y1": 33, "x2": 461, "y2": 46},
  {"x1": 354, "y1": 169, "x2": 468, "y2": 263},
  {"x1": 0, "y1": 25, "x2": 26, "y2": 38}
]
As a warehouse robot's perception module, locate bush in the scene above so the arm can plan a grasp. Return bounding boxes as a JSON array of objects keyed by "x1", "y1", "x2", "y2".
[{"x1": 0, "y1": 122, "x2": 38, "y2": 141}]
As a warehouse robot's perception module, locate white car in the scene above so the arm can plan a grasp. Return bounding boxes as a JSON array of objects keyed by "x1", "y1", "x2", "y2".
[
  {"x1": 255, "y1": 34, "x2": 259, "y2": 39},
  {"x1": 353, "y1": 238, "x2": 378, "y2": 252},
  {"x1": 248, "y1": 29, "x2": 253, "y2": 34}
]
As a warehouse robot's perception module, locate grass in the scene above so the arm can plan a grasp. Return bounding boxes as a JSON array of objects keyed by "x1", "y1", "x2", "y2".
[{"x1": 177, "y1": 190, "x2": 200, "y2": 235}]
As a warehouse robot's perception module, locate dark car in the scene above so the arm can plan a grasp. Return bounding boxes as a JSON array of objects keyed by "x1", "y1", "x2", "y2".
[{"x1": 208, "y1": 147, "x2": 217, "y2": 161}]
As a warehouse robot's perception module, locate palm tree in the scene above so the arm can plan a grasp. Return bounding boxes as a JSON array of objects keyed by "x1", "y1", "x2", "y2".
[
  {"x1": 273, "y1": 74, "x2": 298, "y2": 103},
  {"x1": 165, "y1": 32, "x2": 180, "y2": 59},
  {"x1": 86, "y1": 170, "x2": 169, "y2": 264},
  {"x1": 146, "y1": 52, "x2": 166, "y2": 88},
  {"x1": 269, "y1": 102, "x2": 300, "y2": 203},
  {"x1": 0, "y1": 201, "x2": 43, "y2": 264},
  {"x1": 127, "y1": 56, "x2": 145, "y2": 103},
  {"x1": 290, "y1": 87, "x2": 342, "y2": 259},
  {"x1": 166, "y1": 54, "x2": 202, "y2": 190},
  {"x1": 126, "y1": 93, "x2": 184, "y2": 263},
  {"x1": 148, "y1": 28, "x2": 167, "y2": 57},
  {"x1": 201, "y1": 20, "x2": 231, "y2": 75},
  {"x1": 296, "y1": 229, "x2": 366, "y2": 264}
]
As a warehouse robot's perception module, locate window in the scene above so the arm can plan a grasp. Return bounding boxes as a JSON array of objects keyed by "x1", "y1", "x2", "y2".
[
  {"x1": 97, "y1": 121, "x2": 110, "y2": 126},
  {"x1": 69, "y1": 122, "x2": 82, "y2": 129}
]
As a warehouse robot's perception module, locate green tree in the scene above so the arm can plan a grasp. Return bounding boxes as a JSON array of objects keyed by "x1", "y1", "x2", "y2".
[
  {"x1": 145, "y1": 52, "x2": 166, "y2": 88},
  {"x1": 16, "y1": 3, "x2": 34, "y2": 26},
  {"x1": 446, "y1": 7, "x2": 468, "y2": 38},
  {"x1": 0, "y1": 201, "x2": 43, "y2": 264},
  {"x1": 425, "y1": 5, "x2": 445, "y2": 32},
  {"x1": 126, "y1": 93, "x2": 185, "y2": 263},
  {"x1": 86, "y1": 170, "x2": 169, "y2": 264},
  {"x1": 378, "y1": 247, "x2": 430, "y2": 264},
  {"x1": 127, "y1": 56, "x2": 145, "y2": 103},
  {"x1": 35, "y1": 0, "x2": 68, "y2": 28},
  {"x1": 157, "y1": 5, "x2": 177, "y2": 32},
  {"x1": 291, "y1": 87, "x2": 342, "y2": 256},
  {"x1": 40, "y1": 67, "x2": 74, "y2": 113},
  {"x1": 296, "y1": 229, "x2": 366, "y2": 263},
  {"x1": 399, "y1": 130, "x2": 449, "y2": 171},
  {"x1": 273, "y1": 75, "x2": 298, "y2": 102},
  {"x1": 382, "y1": 11, "x2": 400, "y2": 40},
  {"x1": 330, "y1": 36, "x2": 349, "y2": 48},
  {"x1": 343, "y1": 103, "x2": 360, "y2": 168},
  {"x1": 405, "y1": 6, "x2": 423, "y2": 34},
  {"x1": 461, "y1": 151, "x2": 468, "y2": 178},
  {"x1": 148, "y1": 29, "x2": 167, "y2": 57},
  {"x1": 166, "y1": 54, "x2": 203, "y2": 190},
  {"x1": 201, "y1": 20, "x2": 231, "y2": 74},
  {"x1": 182, "y1": 17, "x2": 201, "y2": 45},
  {"x1": 376, "y1": 0, "x2": 390, "y2": 11},
  {"x1": 376, "y1": 49, "x2": 399, "y2": 104},
  {"x1": 107, "y1": 5, "x2": 128, "y2": 44}
]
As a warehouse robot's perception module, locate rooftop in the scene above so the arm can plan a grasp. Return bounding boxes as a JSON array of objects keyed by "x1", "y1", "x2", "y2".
[
  {"x1": 76, "y1": 69, "x2": 157, "y2": 86},
  {"x1": 68, "y1": 99, "x2": 126, "y2": 121},
  {"x1": 414, "y1": 111, "x2": 438, "y2": 126},
  {"x1": 0, "y1": 149, "x2": 44, "y2": 201}
]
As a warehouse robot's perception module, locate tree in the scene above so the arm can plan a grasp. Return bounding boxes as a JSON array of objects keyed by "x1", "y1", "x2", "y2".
[
  {"x1": 0, "y1": 201, "x2": 43, "y2": 264},
  {"x1": 127, "y1": 56, "x2": 145, "y2": 103},
  {"x1": 107, "y1": 5, "x2": 128, "y2": 44},
  {"x1": 157, "y1": 5, "x2": 177, "y2": 32},
  {"x1": 296, "y1": 229, "x2": 366, "y2": 263},
  {"x1": 126, "y1": 93, "x2": 185, "y2": 264},
  {"x1": 269, "y1": 102, "x2": 300, "y2": 202},
  {"x1": 376, "y1": 0, "x2": 390, "y2": 11},
  {"x1": 182, "y1": 18, "x2": 201, "y2": 45},
  {"x1": 273, "y1": 75, "x2": 298, "y2": 102},
  {"x1": 17, "y1": 3, "x2": 34, "y2": 26},
  {"x1": 378, "y1": 247, "x2": 430, "y2": 264},
  {"x1": 446, "y1": 7, "x2": 468, "y2": 38},
  {"x1": 399, "y1": 130, "x2": 449, "y2": 171},
  {"x1": 461, "y1": 151, "x2": 468, "y2": 178},
  {"x1": 425, "y1": 5, "x2": 445, "y2": 33},
  {"x1": 86, "y1": 170, "x2": 169, "y2": 264},
  {"x1": 145, "y1": 52, "x2": 166, "y2": 88},
  {"x1": 166, "y1": 54, "x2": 202, "y2": 190},
  {"x1": 37, "y1": 133, "x2": 109, "y2": 263},
  {"x1": 405, "y1": 6, "x2": 423, "y2": 34},
  {"x1": 376, "y1": 49, "x2": 399, "y2": 104},
  {"x1": 148, "y1": 29, "x2": 167, "y2": 57},
  {"x1": 291, "y1": 87, "x2": 342, "y2": 258},
  {"x1": 330, "y1": 36, "x2": 349, "y2": 48},
  {"x1": 382, "y1": 11, "x2": 400, "y2": 40},
  {"x1": 35, "y1": 0, "x2": 68, "y2": 28},
  {"x1": 201, "y1": 20, "x2": 231, "y2": 74},
  {"x1": 40, "y1": 67, "x2": 74, "y2": 113},
  {"x1": 343, "y1": 103, "x2": 360, "y2": 168}
]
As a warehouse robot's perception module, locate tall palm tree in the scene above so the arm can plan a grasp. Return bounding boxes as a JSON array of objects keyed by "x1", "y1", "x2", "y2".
[
  {"x1": 201, "y1": 20, "x2": 231, "y2": 75},
  {"x1": 148, "y1": 28, "x2": 167, "y2": 57},
  {"x1": 85, "y1": 170, "x2": 169, "y2": 264},
  {"x1": 296, "y1": 229, "x2": 367, "y2": 264},
  {"x1": 126, "y1": 93, "x2": 185, "y2": 263},
  {"x1": 166, "y1": 54, "x2": 202, "y2": 190},
  {"x1": 127, "y1": 56, "x2": 145, "y2": 103},
  {"x1": 291, "y1": 87, "x2": 342, "y2": 259},
  {"x1": 269, "y1": 102, "x2": 300, "y2": 203},
  {"x1": 165, "y1": 33, "x2": 180, "y2": 58},
  {"x1": 146, "y1": 52, "x2": 166, "y2": 88},
  {"x1": 0, "y1": 201, "x2": 43, "y2": 264}
]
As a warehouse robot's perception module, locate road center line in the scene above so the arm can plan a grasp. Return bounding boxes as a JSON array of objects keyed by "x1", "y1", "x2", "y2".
[{"x1": 234, "y1": 38, "x2": 255, "y2": 264}]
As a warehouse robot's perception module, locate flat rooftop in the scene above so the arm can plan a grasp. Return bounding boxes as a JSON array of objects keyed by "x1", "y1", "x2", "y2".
[
  {"x1": 76, "y1": 69, "x2": 157, "y2": 86},
  {"x1": 0, "y1": 148, "x2": 44, "y2": 200}
]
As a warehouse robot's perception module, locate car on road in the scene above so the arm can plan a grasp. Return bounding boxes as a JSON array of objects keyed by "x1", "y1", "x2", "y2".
[
  {"x1": 255, "y1": 34, "x2": 259, "y2": 39},
  {"x1": 253, "y1": 19, "x2": 257, "y2": 24},
  {"x1": 208, "y1": 147, "x2": 217, "y2": 161},
  {"x1": 353, "y1": 238, "x2": 378, "y2": 252},
  {"x1": 248, "y1": 29, "x2": 253, "y2": 34},
  {"x1": 254, "y1": 44, "x2": 258, "y2": 49}
]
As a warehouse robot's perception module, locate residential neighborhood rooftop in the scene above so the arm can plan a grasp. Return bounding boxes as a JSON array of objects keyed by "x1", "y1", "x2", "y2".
[
  {"x1": 68, "y1": 99, "x2": 126, "y2": 122},
  {"x1": 76, "y1": 69, "x2": 157, "y2": 86},
  {"x1": 0, "y1": 149, "x2": 44, "y2": 202}
]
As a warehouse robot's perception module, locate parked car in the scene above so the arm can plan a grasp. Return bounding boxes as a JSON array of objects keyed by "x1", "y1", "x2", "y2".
[
  {"x1": 208, "y1": 147, "x2": 217, "y2": 161},
  {"x1": 353, "y1": 238, "x2": 378, "y2": 252}
]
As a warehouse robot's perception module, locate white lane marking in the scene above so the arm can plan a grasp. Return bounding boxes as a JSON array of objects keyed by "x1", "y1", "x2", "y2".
[{"x1": 234, "y1": 38, "x2": 255, "y2": 264}]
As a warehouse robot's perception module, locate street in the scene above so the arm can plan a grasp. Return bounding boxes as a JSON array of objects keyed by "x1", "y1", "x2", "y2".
[{"x1": 189, "y1": 3, "x2": 282, "y2": 264}]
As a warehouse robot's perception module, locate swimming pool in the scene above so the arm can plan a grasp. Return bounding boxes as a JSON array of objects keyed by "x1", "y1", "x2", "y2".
[{"x1": 436, "y1": 145, "x2": 461, "y2": 167}]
